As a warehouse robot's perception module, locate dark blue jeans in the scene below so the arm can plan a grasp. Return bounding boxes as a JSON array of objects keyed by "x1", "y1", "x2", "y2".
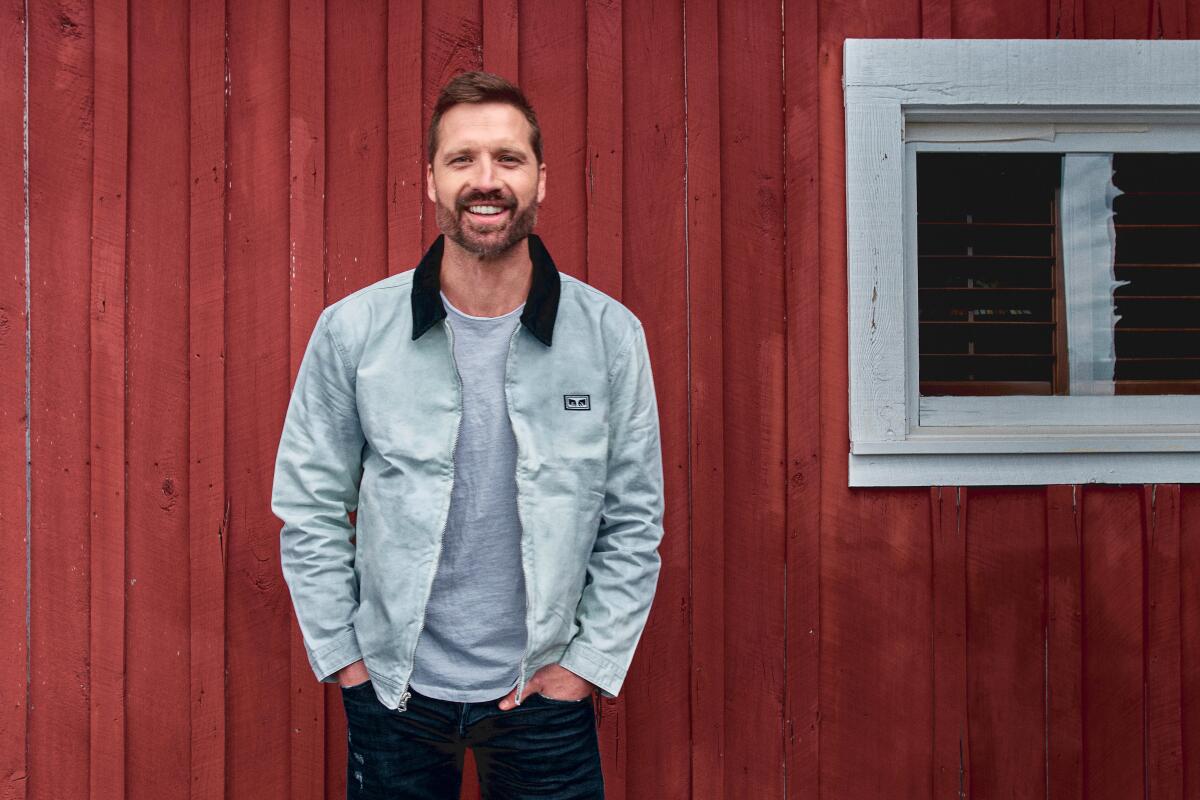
[{"x1": 341, "y1": 682, "x2": 605, "y2": 799}]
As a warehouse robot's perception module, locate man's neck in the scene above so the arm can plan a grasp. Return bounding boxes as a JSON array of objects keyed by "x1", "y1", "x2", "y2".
[{"x1": 439, "y1": 237, "x2": 533, "y2": 318}]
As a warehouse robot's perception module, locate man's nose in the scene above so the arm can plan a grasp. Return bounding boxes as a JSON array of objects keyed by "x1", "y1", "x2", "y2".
[{"x1": 473, "y1": 157, "x2": 501, "y2": 191}]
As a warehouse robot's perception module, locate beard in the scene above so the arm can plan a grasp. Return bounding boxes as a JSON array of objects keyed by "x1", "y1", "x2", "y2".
[{"x1": 435, "y1": 189, "x2": 540, "y2": 259}]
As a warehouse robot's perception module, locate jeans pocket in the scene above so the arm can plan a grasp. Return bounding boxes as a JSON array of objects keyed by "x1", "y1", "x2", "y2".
[{"x1": 534, "y1": 691, "x2": 586, "y2": 705}]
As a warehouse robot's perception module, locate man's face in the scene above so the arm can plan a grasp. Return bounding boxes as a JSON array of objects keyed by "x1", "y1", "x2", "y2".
[{"x1": 427, "y1": 102, "x2": 547, "y2": 259}]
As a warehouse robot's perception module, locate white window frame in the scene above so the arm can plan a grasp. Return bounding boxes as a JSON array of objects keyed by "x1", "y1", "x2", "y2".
[{"x1": 844, "y1": 39, "x2": 1200, "y2": 486}]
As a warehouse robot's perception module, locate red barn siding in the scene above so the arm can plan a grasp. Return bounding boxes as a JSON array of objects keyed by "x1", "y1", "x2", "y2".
[{"x1": 2, "y1": 1, "x2": 1199, "y2": 798}]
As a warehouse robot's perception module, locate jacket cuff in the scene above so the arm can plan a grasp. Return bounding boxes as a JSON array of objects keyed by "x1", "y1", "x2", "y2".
[
  {"x1": 309, "y1": 629, "x2": 363, "y2": 683},
  {"x1": 558, "y1": 640, "x2": 627, "y2": 699}
]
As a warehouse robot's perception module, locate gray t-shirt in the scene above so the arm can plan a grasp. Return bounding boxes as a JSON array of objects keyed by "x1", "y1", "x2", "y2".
[{"x1": 408, "y1": 294, "x2": 528, "y2": 702}]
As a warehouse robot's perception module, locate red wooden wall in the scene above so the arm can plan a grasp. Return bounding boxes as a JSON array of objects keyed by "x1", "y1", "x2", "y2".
[{"x1": 3, "y1": 0, "x2": 1200, "y2": 798}]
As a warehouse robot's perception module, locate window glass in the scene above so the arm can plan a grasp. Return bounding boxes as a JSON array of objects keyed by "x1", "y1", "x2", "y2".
[
  {"x1": 916, "y1": 151, "x2": 1200, "y2": 398},
  {"x1": 1112, "y1": 154, "x2": 1200, "y2": 394},
  {"x1": 917, "y1": 153, "x2": 1062, "y2": 396}
]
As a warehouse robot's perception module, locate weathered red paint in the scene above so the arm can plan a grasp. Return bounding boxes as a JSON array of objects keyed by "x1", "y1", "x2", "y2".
[{"x1": 5, "y1": 1, "x2": 1200, "y2": 798}]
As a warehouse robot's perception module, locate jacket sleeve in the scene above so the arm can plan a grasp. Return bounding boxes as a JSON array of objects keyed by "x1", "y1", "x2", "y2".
[
  {"x1": 272, "y1": 310, "x2": 365, "y2": 683},
  {"x1": 558, "y1": 323, "x2": 665, "y2": 698}
]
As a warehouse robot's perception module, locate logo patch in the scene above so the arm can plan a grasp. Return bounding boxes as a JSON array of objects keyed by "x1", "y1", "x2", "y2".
[{"x1": 563, "y1": 394, "x2": 591, "y2": 411}]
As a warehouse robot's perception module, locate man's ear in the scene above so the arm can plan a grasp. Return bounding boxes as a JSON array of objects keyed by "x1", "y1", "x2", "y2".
[
  {"x1": 426, "y1": 163, "x2": 436, "y2": 204},
  {"x1": 536, "y1": 162, "x2": 547, "y2": 204}
]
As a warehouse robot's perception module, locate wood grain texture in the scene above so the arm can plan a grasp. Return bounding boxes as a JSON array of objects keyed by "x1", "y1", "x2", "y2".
[
  {"x1": 1046, "y1": 485, "x2": 1084, "y2": 800},
  {"x1": 26, "y1": 1, "x2": 94, "y2": 796},
  {"x1": 224, "y1": 0, "x2": 292, "y2": 795},
  {"x1": 952, "y1": 0, "x2": 1048, "y2": 36},
  {"x1": 87, "y1": 0, "x2": 128, "y2": 797},
  {"x1": 187, "y1": 0, "x2": 228, "y2": 796},
  {"x1": 819, "y1": 2, "x2": 926, "y2": 796},
  {"x1": 520, "y1": 0, "x2": 586, "y2": 280},
  {"x1": 125, "y1": 1, "x2": 191, "y2": 797},
  {"x1": 584, "y1": 0, "x2": 622, "y2": 299},
  {"x1": 421, "y1": 0, "x2": 483, "y2": 247},
  {"x1": 585, "y1": 1, "x2": 627, "y2": 793},
  {"x1": 1081, "y1": 486, "x2": 1146, "y2": 800},
  {"x1": 719, "y1": 3, "x2": 789, "y2": 796},
  {"x1": 1052, "y1": 0, "x2": 1087, "y2": 35},
  {"x1": 783, "y1": 0, "x2": 821, "y2": 797},
  {"x1": 921, "y1": 0, "x2": 953, "y2": 36},
  {"x1": 930, "y1": 487, "x2": 968, "y2": 799},
  {"x1": 288, "y1": 0, "x2": 328, "y2": 797},
  {"x1": 0, "y1": 3, "x2": 28, "y2": 799},
  {"x1": 1145, "y1": 485, "x2": 1184, "y2": 800},
  {"x1": 1149, "y1": 0, "x2": 1189, "y2": 36},
  {"x1": 683, "y1": 0, "x2": 725, "y2": 796},
  {"x1": 620, "y1": 0, "x2": 689, "y2": 796},
  {"x1": 1181, "y1": 485, "x2": 1200, "y2": 799},
  {"x1": 482, "y1": 0, "x2": 518, "y2": 81},
  {"x1": 387, "y1": 0, "x2": 425, "y2": 275},
  {"x1": 327, "y1": 1, "x2": 388, "y2": 304},
  {"x1": 964, "y1": 489, "x2": 1046, "y2": 797},
  {"x1": 1084, "y1": 0, "x2": 1153, "y2": 35}
]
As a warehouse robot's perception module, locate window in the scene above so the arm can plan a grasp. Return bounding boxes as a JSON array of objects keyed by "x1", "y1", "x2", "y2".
[{"x1": 844, "y1": 39, "x2": 1200, "y2": 486}]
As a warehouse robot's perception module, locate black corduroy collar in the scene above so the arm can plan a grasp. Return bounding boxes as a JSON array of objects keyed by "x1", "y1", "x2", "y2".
[{"x1": 410, "y1": 234, "x2": 561, "y2": 347}]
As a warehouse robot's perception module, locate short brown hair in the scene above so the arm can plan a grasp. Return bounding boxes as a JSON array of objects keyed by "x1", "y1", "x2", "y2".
[{"x1": 427, "y1": 71, "x2": 543, "y2": 164}]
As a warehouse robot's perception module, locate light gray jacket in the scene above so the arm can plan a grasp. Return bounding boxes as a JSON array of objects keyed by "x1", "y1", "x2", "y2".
[{"x1": 272, "y1": 235, "x2": 664, "y2": 712}]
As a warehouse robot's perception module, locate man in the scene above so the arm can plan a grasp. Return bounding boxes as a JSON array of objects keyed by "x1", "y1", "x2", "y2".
[{"x1": 272, "y1": 71, "x2": 664, "y2": 799}]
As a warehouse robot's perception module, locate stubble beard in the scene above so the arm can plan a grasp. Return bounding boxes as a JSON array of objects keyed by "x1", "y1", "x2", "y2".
[{"x1": 435, "y1": 191, "x2": 540, "y2": 260}]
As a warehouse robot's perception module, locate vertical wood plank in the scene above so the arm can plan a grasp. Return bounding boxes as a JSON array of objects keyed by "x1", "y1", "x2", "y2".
[
  {"x1": 125, "y1": 1, "x2": 191, "y2": 797},
  {"x1": 86, "y1": 0, "x2": 128, "y2": 796},
  {"x1": 327, "y1": 0, "x2": 388, "y2": 304},
  {"x1": 953, "y1": 0, "x2": 1049, "y2": 36},
  {"x1": 1145, "y1": 485, "x2": 1183, "y2": 800},
  {"x1": 187, "y1": 0, "x2": 229, "y2": 796},
  {"x1": 387, "y1": 0, "x2": 425, "y2": 277},
  {"x1": 586, "y1": 1, "x2": 628, "y2": 795},
  {"x1": 683, "y1": 0, "x2": 724, "y2": 796},
  {"x1": 719, "y1": 1, "x2": 788, "y2": 796},
  {"x1": 0, "y1": 3, "x2": 28, "y2": 798},
  {"x1": 620, "y1": 1, "x2": 689, "y2": 797},
  {"x1": 520, "y1": 0, "x2": 586, "y2": 280},
  {"x1": 964, "y1": 489, "x2": 1047, "y2": 797},
  {"x1": 26, "y1": 0, "x2": 94, "y2": 796},
  {"x1": 482, "y1": 0, "x2": 518, "y2": 81},
  {"x1": 224, "y1": 0, "x2": 292, "y2": 794},
  {"x1": 1046, "y1": 485, "x2": 1084, "y2": 800},
  {"x1": 818, "y1": 2, "x2": 926, "y2": 797},
  {"x1": 1081, "y1": 486, "x2": 1146, "y2": 800},
  {"x1": 1181, "y1": 486, "x2": 1200, "y2": 799},
  {"x1": 1050, "y1": 0, "x2": 1086, "y2": 36},
  {"x1": 820, "y1": 491, "x2": 933, "y2": 798},
  {"x1": 921, "y1": 0, "x2": 953, "y2": 36},
  {"x1": 421, "y1": 0, "x2": 483, "y2": 247},
  {"x1": 584, "y1": 0, "x2": 621, "y2": 299},
  {"x1": 288, "y1": 0, "x2": 329, "y2": 798},
  {"x1": 783, "y1": 0, "x2": 821, "y2": 797},
  {"x1": 1149, "y1": 0, "x2": 1188, "y2": 36},
  {"x1": 1083, "y1": 0, "x2": 1153, "y2": 35},
  {"x1": 931, "y1": 487, "x2": 968, "y2": 799}
]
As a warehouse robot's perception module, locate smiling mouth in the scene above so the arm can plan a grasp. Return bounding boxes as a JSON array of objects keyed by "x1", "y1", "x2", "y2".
[{"x1": 463, "y1": 203, "x2": 511, "y2": 219}]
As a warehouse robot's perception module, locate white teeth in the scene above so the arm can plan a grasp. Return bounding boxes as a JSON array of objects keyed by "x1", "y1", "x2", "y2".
[{"x1": 468, "y1": 205, "x2": 504, "y2": 214}]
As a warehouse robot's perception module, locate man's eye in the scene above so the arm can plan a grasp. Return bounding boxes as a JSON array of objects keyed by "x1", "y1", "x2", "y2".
[{"x1": 449, "y1": 156, "x2": 470, "y2": 164}]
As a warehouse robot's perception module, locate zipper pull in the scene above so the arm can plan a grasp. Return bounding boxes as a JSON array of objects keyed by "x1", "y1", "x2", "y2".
[{"x1": 396, "y1": 689, "x2": 411, "y2": 712}]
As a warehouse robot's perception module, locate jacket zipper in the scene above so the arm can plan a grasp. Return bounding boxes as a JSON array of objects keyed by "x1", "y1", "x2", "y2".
[
  {"x1": 397, "y1": 323, "x2": 464, "y2": 713},
  {"x1": 504, "y1": 323, "x2": 535, "y2": 705}
]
